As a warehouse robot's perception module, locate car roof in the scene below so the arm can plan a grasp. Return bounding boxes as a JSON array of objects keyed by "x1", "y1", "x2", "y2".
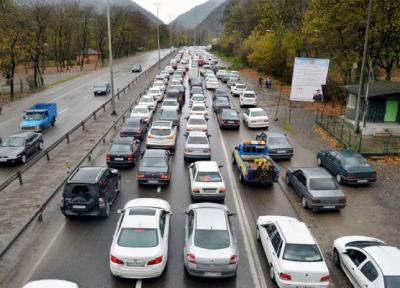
[
  {"x1": 249, "y1": 108, "x2": 264, "y2": 112},
  {"x1": 134, "y1": 105, "x2": 149, "y2": 109},
  {"x1": 144, "y1": 149, "x2": 166, "y2": 157},
  {"x1": 276, "y1": 218, "x2": 316, "y2": 245},
  {"x1": 122, "y1": 207, "x2": 160, "y2": 229},
  {"x1": 112, "y1": 137, "x2": 134, "y2": 144},
  {"x1": 195, "y1": 207, "x2": 227, "y2": 230},
  {"x1": 363, "y1": 246, "x2": 400, "y2": 275},
  {"x1": 68, "y1": 167, "x2": 105, "y2": 184},
  {"x1": 266, "y1": 132, "x2": 287, "y2": 138},
  {"x1": 300, "y1": 167, "x2": 332, "y2": 178},
  {"x1": 196, "y1": 161, "x2": 219, "y2": 172},
  {"x1": 189, "y1": 114, "x2": 206, "y2": 120}
]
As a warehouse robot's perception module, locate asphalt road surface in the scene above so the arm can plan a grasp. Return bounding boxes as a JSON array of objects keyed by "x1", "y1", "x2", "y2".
[{"x1": 0, "y1": 49, "x2": 170, "y2": 183}]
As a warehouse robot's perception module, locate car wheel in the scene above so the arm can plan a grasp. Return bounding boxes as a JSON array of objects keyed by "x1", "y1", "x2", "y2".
[
  {"x1": 333, "y1": 248, "x2": 341, "y2": 268},
  {"x1": 38, "y1": 142, "x2": 44, "y2": 151},
  {"x1": 317, "y1": 157, "x2": 322, "y2": 166},
  {"x1": 301, "y1": 197, "x2": 307, "y2": 209},
  {"x1": 269, "y1": 265, "x2": 275, "y2": 282},
  {"x1": 256, "y1": 227, "x2": 261, "y2": 243},
  {"x1": 21, "y1": 154, "x2": 27, "y2": 164},
  {"x1": 103, "y1": 201, "x2": 110, "y2": 218},
  {"x1": 51, "y1": 119, "x2": 56, "y2": 126},
  {"x1": 336, "y1": 174, "x2": 342, "y2": 184}
]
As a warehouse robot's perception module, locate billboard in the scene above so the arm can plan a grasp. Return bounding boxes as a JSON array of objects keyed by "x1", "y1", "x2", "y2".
[{"x1": 290, "y1": 57, "x2": 330, "y2": 102}]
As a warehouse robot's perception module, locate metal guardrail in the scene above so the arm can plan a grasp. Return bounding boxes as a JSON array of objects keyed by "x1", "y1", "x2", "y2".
[
  {"x1": 0, "y1": 51, "x2": 175, "y2": 193},
  {"x1": 0, "y1": 51, "x2": 176, "y2": 258}
]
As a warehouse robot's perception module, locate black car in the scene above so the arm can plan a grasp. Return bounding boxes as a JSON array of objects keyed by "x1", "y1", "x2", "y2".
[
  {"x1": 216, "y1": 109, "x2": 240, "y2": 129},
  {"x1": 119, "y1": 118, "x2": 147, "y2": 140},
  {"x1": 190, "y1": 86, "x2": 204, "y2": 96},
  {"x1": 106, "y1": 137, "x2": 141, "y2": 168},
  {"x1": 132, "y1": 64, "x2": 142, "y2": 73},
  {"x1": 256, "y1": 132, "x2": 294, "y2": 160},
  {"x1": 213, "y1": 88, "x2": 230, "y2": 100},
  {"x1": 137, "y1": 149, "x2": 171, "y2": 185},
  {"x1": 190, "y1": 77, "x2": 203, "y2": 88},
  {"x1": 60, "y1": 167, "x2": 120, "y2": 218},
  {"x1": 93, "y1": 83, "x2": 111, "y2": 96},
  {"x1": 221, "y1": 73, "x2": 233, "y2": 83},
  {"x1": 159, "y1": 109, "x2": 180, "y2": 126},
  {"x1": 213, "y1": 96, "x2": 231, "y2": 113},
  {"x1": 170, "y1": 84, "x2": 185, "y2": 103},
  {"x1": 0, "y1": 132, "x2": 43, "y2": 164}
]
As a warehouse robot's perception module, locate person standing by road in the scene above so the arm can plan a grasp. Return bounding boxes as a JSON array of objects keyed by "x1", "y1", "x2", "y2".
[{"x1": 258, "y1": 77, "x2": 263, "y2": 87}]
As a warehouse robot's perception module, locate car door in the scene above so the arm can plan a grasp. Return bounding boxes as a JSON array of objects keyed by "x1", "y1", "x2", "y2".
[
  {"x1": 188, "y1": 163, "x2": 197, "y2": 189},
  {"x1": 259, "y1": 222, "x2": 277, "y2": 261},
  {"x1": 159, "y1": 210, "x2": 169, "y2": 261},
  {"x1": 358, "y1": 260, "x2": 381, "y2": 288},
  {"x1": 269, "y1": 230, "x2": 284, "y2": 275},
  {"x1": 243, "y1": 109, "x2": 249, "y2": 123},
  {"x1": 341, "y1": 248, "x2": 367, "y2": 288},
  {"x1": 324, "y1": 152, "x2": 337, "y2": 173},
  {"x1": 25, "y1": 135, "x2": 35, "y2": 155},
  {"x1": 291, "y1": 170, "x2": 306, "y2": 197},
  {"x1": 184, "y1": 209, "x2": 194, "y2": 257}
]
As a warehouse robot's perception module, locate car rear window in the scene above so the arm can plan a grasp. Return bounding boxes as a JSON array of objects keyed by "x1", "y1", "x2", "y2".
[
  {"x1": 188, "y1": 119, "x2": 206, "y2": 125},
  {"x1": 192, "y1": 106, "x2": 205, "y2": 112},
  {"x1": 188, "y1": 136, "x2": 208, "y2": 145},
  {"x1": 195, "y1": 171, "x2": 222, "y2": 182},
  {"x1": 269, "y1": 136, "x2": 289, "y2": 146},
  {"x1": 118, "y1": 228, "x2": 158, "y2": 248},
  {"x1": 250, "y1": 111, "x2": 267, "y2": 117},
  {"x1": 236, "y1": 84, "x2": 246, "y2": 89},
  {"x1": 194, "y1": 230, "x2": 230, "y2": 250},
  {"x1": 163, "y1": 101, "x2": 177, "y2": 106},
  {"x1": 243, "y1": 93, "x2": 255, "y2": 98},
  {"x1": 192, "y1": 96, "x2": 204, "y2": 101},
  {"x1": 150, "y1": 128, "x2": 171, "y2": 136},
  {"x1": 110, "y1": 144, "x2": 131, "y2": 153},
  {"x1": 142, "y1": 156, "x2": 167, "y2": 167},
  {"x1": 344, "y1": 156, "x2": 369, "y2": 168},
  {"x1": 385, "y1": 276, "x2": 400, "y2": 288},
  {"x1": 283, "y1": 244, "x2": 323, "y2": 262},
  {"x1": 161, "y1": 111, "x2": 178, "y2": 118},
  {"x1": 309, "y1": 178, "x2": 338, "y2": 190},
  {"x1": 124, "y1": 120, "x2": 140, "y2": 128},
  {"x1": 221, "y1": 110, "x2": 239, "y2": 119},
  {"x1": 132, "y1": 108, "x2": 148, "y2": 114}
]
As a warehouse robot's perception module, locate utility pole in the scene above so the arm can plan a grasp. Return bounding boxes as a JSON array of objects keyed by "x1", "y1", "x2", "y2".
[
  {"x1": 354, "y1": 0, "x2": 373, "y2": 133},
  {"x1": 107, "y1": 0, "x2": 116, "y2": 116},
  {"x1": 154, "y1": 3, "x2": 161, "y2": 69}
]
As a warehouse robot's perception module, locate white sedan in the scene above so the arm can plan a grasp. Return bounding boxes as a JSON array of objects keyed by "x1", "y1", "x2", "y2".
[
  {"x1": 23, "y1": 280, "x2": 78, "y2": 288},
  {"x1": 153, "y1": 80, "x2": 166, "y2": 92},
  {"x1": 189, "y1": 103, "x2": 208, "y2": 119},
  {"x1": 186, "y1": 115, "x2": 208, "y2": 133},
  {"x1": 333, "y1": 236, "x2": 400, "y2": 288},
  {"x1": 205, "y1": 78, "x2": 219, "y2": 90},
  {"x1": 148, "y1": 87, "x2": 163, "y2": 102},
  {"x1": 184, "y1": 131, "x2": 211, "y2": 160},
  {"x1": 110, "y1": 198, "x2": 171, "y2": 279},
  {"x1": 188, "y1": 161, "x2": 225, "y2": 201},
  {"x1": 239, "y1": 90, "x2": 257, "y2": 107},
  {"x1": 242, "y1": 108, "x2": 269, "y2": 128},
  {"x1": 130, "y1": 105, "x2": 153, "y2": 123},
  {"x1": 231, "y1": 82, "x2": 246, "y2": 97},
  {"x1": 161, "y1": 99, "x2": 179, "y2": 112},
  {"x1": 147, "y1": 121, "x2": 177, "y2": 150},
  {"x1": 190, "y1": 94, "x2": 206, "y2": 107},
  {"x1": 256, "y1": 216, "x2": 330, "y2": 288},
  {"x1": 138, "y1": 95, "x2": 157, "y2": 111}
]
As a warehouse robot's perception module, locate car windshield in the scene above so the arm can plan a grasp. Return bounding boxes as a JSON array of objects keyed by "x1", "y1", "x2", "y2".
[
  {"x1": 188, "y1": 118, "x2": 206, "y2": 125},
  {"x1": 149, "y1": 89, "x2": 159, "y2": 94},
  {"x1": 283, "y1": 244, "x2": 323, "y2": 262},
  {"x1": 142, "y1": 156, "x2": 167, "y2": 167},
  {"x1": 195, "y1": 171, "x2": 222, "y2": 182},
  {"x1": 150, "y1": 128, "x2": 171, "y2": 136},
  {"x1": 194, "y1": 230, "x2": 230, "y2": 250},
  {"x1": 309, "y1": 178, "x2": 338, "y2": 190},
  {"x1": 385, "y1": 276, "x2": 400, "y2": 288},
  {"x1": 132, "y1": 108, "x2": 148, "y2": 114},
  {"x1": 161, "y1": 111, "x2": 178, "y2": 118},
  {"x1": 110, "y1": 144, "x2": 131, "y2": 153},
  {"x1": 222, "y1": 111, "x2": 239, "y2": 119},
  {"x1": 192, "y1": 106, "x2": 205, "y2": 112},
  {"x1": 192, "y1": 88, "x2": 202, "y2": 93},
  {"x1": 244, "y1": 93, "x2": 255, "y2": 98},
  {"x1": 251, "y1": 111, "x2": 267, "y2": 117},
  {"x1": 344, "y1": 156, "x2": 369, "y2": 168},
  {"x1": 124, "y1": 121, "x2": 140, "y2": 128},
  {"x1": 216, "y1": 98, "x2": 229, "y2": 103},
  {"x1": 236, "y1": 84, "x2": 246, "y2": 89},
  {"x1": 2, "y1": 136, "x2": 25, "y2": 147},
  {"x1": 163, "y1": 101, "x2": 177, "y2": 106},
  {"x1": 25, "y1": 113, "x2": 45, "y2": 120},
  {"x1": 192, "y1": 96, "x2": 204, "y2": 101},
  {"x1": 269, "y1": 136, "x2": 289, "y2": 146},
  {"x1": 188, "y1": 136, "x2": 208, "y2": 145},
  {"x1": 118, "y1": 228, "x2": 158, "y2": 248}
]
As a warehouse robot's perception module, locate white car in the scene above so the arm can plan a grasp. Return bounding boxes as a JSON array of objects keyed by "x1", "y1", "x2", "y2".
[
  {"x1": 147, "y1": 121, "x2": 177, "y2": 150},
  {"x1": 231, "y1": 82, "x2": 246, "y2": 97},
  {"x1": 188, "y1": 161, "x2": 225, "y2": 201},
  {"x1": 216, "y1": 69, "x2": 228, "y2": 79},
  {"x1": 230, "y1": 70, "x2": 240, "y2": 79},
  {"x1": 189, "y1": 103, "x2": 208, "y2": 119},
  {"x1": 184, "y1": 131, "x2": 211, "y2": 160},
  {"x1": 138, "y1": 95, "x2": 157, "y2": 111},
  {"x1": 148, "y1": 87, "x2": 163, "y2": 102},
  {"x1": 153, "y1": 80, "x2": 166, "y2": 92},
  {"x1": 160, "y1": 71, "x2": 170, "y2": 80},
  {"x1": 190, "y1": 94, "x2": 206, "y2": 107},
  {"x1": 155, "y1": 75, "x2": 168, "y2": 85},
  {"x1": 333, "y1": 236, "x2": 400, "y2": 288},
  {"x1": 110, "y1": 198, "x2": 171, "y2": 279},
  {"x1": 205, "y1": 78, "x2": 219, "y2": 90},
  {"x1": 243, "y1": 108, "x2": 269, "y2": 128},
  {"x1": 23, "y1": 280, "x2": 78, "y2": 288},
  {"x1": 186, "y1": 115, "x2": 208, "y2": 132},
  {"x1": 239, "y1": 90, "x2": 257, "y2": 107},
  {"x1": 256, "y1": 216, "x2": 330, "y2": 288},
  {"x1": 130, "y1": 105, "x2": 153, "y2": 123},
  {"x1": 165, "y1": 66, "x2": 174, "y2": 74},
  {"x1": 161, "y1": 99, "x2": 179, "y2": 111}
]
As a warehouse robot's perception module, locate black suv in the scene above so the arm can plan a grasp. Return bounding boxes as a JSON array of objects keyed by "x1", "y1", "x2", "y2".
[{"x1": 60, "y1": 167, "x2": 120, "y2": 218}]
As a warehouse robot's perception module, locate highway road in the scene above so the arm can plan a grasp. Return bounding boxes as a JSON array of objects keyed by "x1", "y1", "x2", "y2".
[
  {"x1": 5, "y1": 59, "x2": 304, "y2": 288},
  {"x1": 0, "y1": 49, "x2": 170, "y2": 183}
]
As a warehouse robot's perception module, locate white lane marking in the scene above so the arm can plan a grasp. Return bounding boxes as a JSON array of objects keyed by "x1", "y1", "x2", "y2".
[
  {"x1": 23, "y1": 220, "x2": 67, "y2": 284},
  {"x1": 157, "y1": 186, "x2": 162, "y2": 193},
  {"x1": 135, "y1": 280, "x2": 142, "y2": 288},
  {"x1": 217, "y1": 121, "x2": 268, "y2": 288},
  {"x1": 58, "y1": 108, "x2": 69, "y2": 115}
]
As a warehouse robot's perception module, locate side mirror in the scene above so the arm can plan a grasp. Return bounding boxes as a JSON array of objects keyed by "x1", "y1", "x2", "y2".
[
  {"x1": 117, "y1": 209, "x2": 124, "y2": 214},
  {"x1": 342, "y1": 249, "x2": 348, "y2": 255},
  {"x1": 228, "y1": 212, "x2": 236, "y2": 217},
  {"x1": 219, "y1": 165, "x2": 224, "y2": 168},
  {"x1": 188, "y1": 162, "x2": 195, "y2": 168}
]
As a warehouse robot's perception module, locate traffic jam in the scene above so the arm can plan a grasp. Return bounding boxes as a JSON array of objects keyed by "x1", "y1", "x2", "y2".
[{"x1": 21, "y1": 47, "x2": 400, "y2": 288}]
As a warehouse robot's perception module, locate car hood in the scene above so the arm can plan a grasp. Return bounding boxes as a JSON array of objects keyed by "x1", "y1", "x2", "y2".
[
  {"x1": 0, "y1": 146, "x2": 24, "y2": 157},
  {"x1": 309, "y1": 189, "x2": 345, "y2": 198},
  {"x1": 20, "y1": 119, "x2": 43, "y2": 127},
  {"x1": 139, "y1": 166, "x2": 168, "y2": 173}
]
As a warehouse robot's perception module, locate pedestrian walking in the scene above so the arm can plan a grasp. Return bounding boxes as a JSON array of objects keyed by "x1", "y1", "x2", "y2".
[
  {"x1": 266, "y1": 77, "x2": 272, "y2": 89},
  {"x1": 265, "y1": 78, "x2": 269, "y2": 89},
  {"x1": 258, "y1": 77, "x2": 263, "y2": 87}
]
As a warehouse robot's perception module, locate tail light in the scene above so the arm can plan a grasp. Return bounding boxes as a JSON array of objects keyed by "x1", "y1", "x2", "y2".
[
  {"x1": 229, "y1": 255, "x2": 238, "y2": 264},
  {"x1": 120, "y1": 132, "x2": 125, "y2": 137},
  {"x1": 203, "y1": 149, "x2": 210, "y2": 153},
  {"x1": 251, "y1": 120, "x2": 256, "y2": 123},
  {"x1": 192, "y1": 187, "x2": 200, "y2": 193},
  {"x1": 202, "y1": 128, "x2": 208, "y2": 132},
  {"x1": 166, "y1": 135, "x2": 174, "y2": 140},
  {"x1": 311, "y1": 198, "x2": 321, "y2": 204},
  {"x1": 106, "y1": 154, "x2": 111, "y2": 161},
  {"x1": 127, "y1": 154, "x2": 133, "y2": 161},
  {"x1": 320, "y1": 274, "x2": 330, "y2": 282},
  {"x1": 347, "y1": 175, "x2": 357, "y2": 180},
  {"x1": 187, "y1": 128, "x2": 192, "y2": 131},
  {"x1": 98, "y1": 197, "x2": 105, "y2": 208},
  {"x1": 219, "y1": 187, "x2": 226, "y2": 193},
  {"x1": 279, "y1": 272, "x2": 292, "y2": 281},
  {"x1": 160, "y1": 173, "x2": 169, "y2": 180},
  {"x1": 148, "y1": 135, "x2": 154, "y2": 139},
  {"x1": 147, "y1": 256, "x2": 163, "y2": 265},
  {"x1": 137, "y1": 173, "x2": 145, "y2": 179},
  {"x1": 187, "y1": 253, "x2": 196, "y2": 263},
  {"x1": 185, "y1": 149, "x2": 193, "y2": 153},
  {"x1": 111, "y1": 255, "x2": 124, "y2": 265},
  {"x1": 339, "y1": 198, "x2": 346, "y2": 204}
]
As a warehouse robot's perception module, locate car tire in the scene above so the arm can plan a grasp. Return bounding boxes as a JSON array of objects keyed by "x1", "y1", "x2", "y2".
[
  {"x1": 21, "y1": 154, "x2": 27, "y2": 164},
  {"x1": 51, "y1": 119, "x2": 56, "y2": 126},
  {"x1": 38, "y1": 142, "x2": 44, "y2": 151},
  {"x1": 317, "y1": 157, "x2": 322, "y2": 166},
  {"x1": 333, "y1": 248, "x2": 341, "y2": 268},
  {"x1": 256, "y1": 227, "x2": 261, "y2": 243},
  {"x1": 301, "y1": 197, "x2": 307, "y2": 209},
  {"x1": 102, "y1": 201, "x2": 110, "y2": 218},
  {"x1": 336, "y1": 174, "x2": 342, "y2": 184},
  {"x1": 269, "y1": 265, "x2": 275, "y2": 282},
  {"x1": 286, "y1": 174, "x2": 290, "y2": 185}
]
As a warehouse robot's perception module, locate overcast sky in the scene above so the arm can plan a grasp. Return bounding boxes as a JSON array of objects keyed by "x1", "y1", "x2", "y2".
[{"x1": 131, "y1": 0, "x2": 209, "y2": 23}]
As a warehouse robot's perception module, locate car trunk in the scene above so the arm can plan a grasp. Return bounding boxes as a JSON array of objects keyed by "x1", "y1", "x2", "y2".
[
  {"x1": 310, "y1": 190, "x2": 346, "y2": 205},
  {"x1": 280, "y1": 260, "x2": 328, "y2": 284},
  {"x1": 114, "y1": 245, "x2": 161, "y2": 268},
  {"x1": 63, "y1": 183, "x2": 99, "y2": 212},
  {"x1": 192, "y1": 246, "x2": 232, "y2": 272}
]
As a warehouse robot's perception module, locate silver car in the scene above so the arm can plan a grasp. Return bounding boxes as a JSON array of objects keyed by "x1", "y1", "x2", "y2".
[
  {"x1": 184, "y1": 131, "x2": 211, "y2": 160},
  {"x1": 184, "y1": 203, "x2": 238, "y2": 278},
  {"x1": 286, "y1": 167, "x2": 346, "y2": 212}
]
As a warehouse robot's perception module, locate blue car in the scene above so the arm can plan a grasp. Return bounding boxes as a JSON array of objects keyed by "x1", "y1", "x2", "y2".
[{"x1": 317, "y1": 150, "x2": 377, "y2": 185}]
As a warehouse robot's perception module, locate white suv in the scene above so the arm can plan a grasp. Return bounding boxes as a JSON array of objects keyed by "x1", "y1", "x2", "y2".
[
  {"x1": 239, "y1": 90, "x2": 257, "y2": 107},
  {"x1": 256, "y1": 216, "x2": 330, "y2": 288},
  {"x1": 231, "y1": 82, "x2": 246, "y2": 97}
]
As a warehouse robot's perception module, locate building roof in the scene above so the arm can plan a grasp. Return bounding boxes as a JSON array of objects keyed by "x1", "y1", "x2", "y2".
[{"x1": 342, "y1": 81, "x2": 400, "y2": 98}]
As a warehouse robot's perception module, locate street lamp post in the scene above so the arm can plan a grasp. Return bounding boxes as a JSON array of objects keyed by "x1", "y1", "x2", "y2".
[
  {"x1": 107, "y1": 0, "x2": 116, "y2": 116},
  {"x1": 154, "y1": 3, "x2": 161, "y2": 69}
]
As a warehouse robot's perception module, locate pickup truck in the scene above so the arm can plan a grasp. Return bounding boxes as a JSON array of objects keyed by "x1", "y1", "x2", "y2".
[
  {"x1": 19, "y1": 103, "x2": 57, "y2": 132},
  {"x1": 232, "y1": 140, "x2": 280, "y2": 185}
]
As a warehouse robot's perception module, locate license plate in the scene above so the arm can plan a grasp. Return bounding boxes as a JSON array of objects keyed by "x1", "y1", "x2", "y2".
[
  {"x1": 203, "y1": 189, "x2": 216, "y2": 193},
  {"x1": 73, "y1": 205, "x2": 86, "y2": 209},
  {"x1": 277, "y1": 150, "x2": 287, "y2": 153},
  {"x1": 323, "y1": 205, "x2": 335, "y2": 209},
  {"x1": 227, "y1": 121, "x2": 235, "y2": 124},
  {"x1": 148, "y1": 180, "x2": 159, "y2": 184},
  {"x1": 114, "y1": 157, "x2": 124, "y2": 161},
  {"x1": 358, "y1": 179, "x2": 368, "y2": 183},
  {"x1": 126, "y1": 262, "x2": 145, "y2": 267},
  {"x1": 204, "y1": 272, "x2": 221, "y2": 277}
]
